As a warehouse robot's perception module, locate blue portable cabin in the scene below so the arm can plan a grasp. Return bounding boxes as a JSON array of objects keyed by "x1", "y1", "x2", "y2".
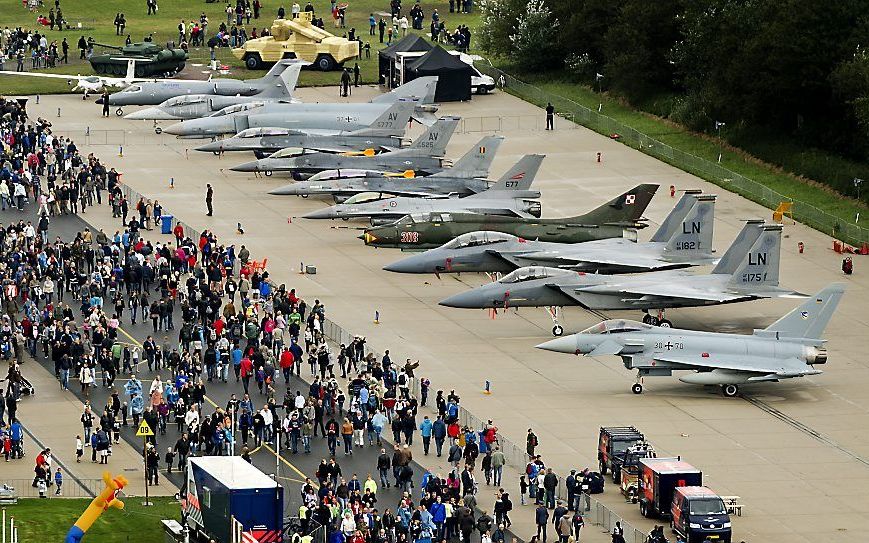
[{"x1": 185, "y1": 456, "x2": 284, "y2": 542}]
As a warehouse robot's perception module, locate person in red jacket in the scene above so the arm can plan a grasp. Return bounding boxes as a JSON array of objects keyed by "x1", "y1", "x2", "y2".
[
  {"x1": 279, "y1": 347, "x2": 294, "y2": 384},
  {"x1": 240, "y1": 355, "x2": 254, "y2": 395}
]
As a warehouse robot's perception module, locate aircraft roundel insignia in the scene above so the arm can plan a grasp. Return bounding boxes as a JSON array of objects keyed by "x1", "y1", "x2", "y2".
[
  {"x1": 800, "y1": 311, "x2": 809, "y2": 319},
  {"x1": 625, "y1": 194, "x2": 636, "y2": 204},
  {"x1": 389, "y1": 201, "x2": 397, "y2": 207}
]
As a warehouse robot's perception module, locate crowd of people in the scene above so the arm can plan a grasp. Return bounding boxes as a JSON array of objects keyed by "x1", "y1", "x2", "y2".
[{"x1": 1, "y1": 26, "x2": 70, "y2": 71}]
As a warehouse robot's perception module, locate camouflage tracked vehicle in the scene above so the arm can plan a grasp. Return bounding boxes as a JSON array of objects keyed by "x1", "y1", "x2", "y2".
[{"x1": 90, "y1": 42, "x2": 187, "y2": 77}]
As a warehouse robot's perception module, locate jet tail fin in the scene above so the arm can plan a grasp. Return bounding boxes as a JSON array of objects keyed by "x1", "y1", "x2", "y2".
[
  {"x1": 662, "y1": 194, "x2": 716, "y2": 257},
  {"x1": 649, "y1": 189, "x2": 703, "y2": 242},
  {"x1": 487, "y1": 154, "x2": 544, "y2": 191},
  {"x1": 257, "y1": 61, "x2": 305, "y2": 98},
  {"x1": 762, "y1": 284, "x2": 846, "y2": 339},
  {"x1": 407, "y1": 117, "x2": 458, "y2": 155},
  {"x1": 348, "y1": 100, "x2": 415, "y2": 136},
  {"x1": 724, "y1": 223, "x2": 782, "y2": 288},
  {"x1": 431, "y1": 135, "x2": 503, "y2": 178},
  {"x1": 711, "y1": 219, "x2": 765, "y2": 275},
  {"x1": 570, "y1": 184, "x2": 658, "y2": 225},
  {"x1": 372, "y1": 76, "x2": 439, "y2": 104},
  {"x1": 254, "y1": 59, "x2": 298, "y2": 85}
]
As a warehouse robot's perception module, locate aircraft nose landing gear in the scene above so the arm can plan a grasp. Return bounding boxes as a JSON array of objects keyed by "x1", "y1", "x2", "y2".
[
  {"x1": 721, "y1": 384, "x2": 739, "y2": 397},
  {"x1": 641, "y1": 309, "x2": 672, "y2": 328},
  {"x1": 547, "y1": 306, "x2": 563, "y2": 336},
  {"x1": 631, "y1": 383, "x2": 643, "y2": 394}
]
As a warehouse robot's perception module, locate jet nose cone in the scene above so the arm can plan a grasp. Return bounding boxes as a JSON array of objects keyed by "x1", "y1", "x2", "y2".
[
  {"x1": 195, "y1": 141, "x2": 224, "y2": 153},
  {"x1": 535, "y1": 336, "x2": 578, "y2": 354},
  {"x1": 95, "y1": 97, "x2": 104, "y2": 104},
  {"x1": 439, "y1": 289, "x2": 485, "y2": 309},
  {"x1": 383, "y1": 254, "x2": 429, "y2": 273},
  {"x1": 268, "y1": 184, "x2": 299, "y2": 195},
  {"x1": 302, "y1": 208, "x2": 337, "y2": 220},
  {"x1": 124, "y1": 107, "x2": 175, "y2": 120},
  {"x1": 230, "y1": 161, "x2": 260, "y2": 172},
  {"x1": 161, "y1": 122, "x2": 187, "y2": 136}
]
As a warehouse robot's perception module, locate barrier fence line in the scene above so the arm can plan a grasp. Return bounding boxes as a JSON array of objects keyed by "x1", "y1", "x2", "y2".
[
  {"x1": 478, "y1": 64, "x2": 869, "y2": 248},
  {"x1": 0, "y1": 478, "x2": 104, "y2": 499},
  {"x1": 113, "y1": 183, "x2": 648, "y2": 541}
]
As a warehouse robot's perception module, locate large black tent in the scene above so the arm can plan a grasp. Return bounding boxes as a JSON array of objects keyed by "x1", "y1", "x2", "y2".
[
  {"x1": 378, "y1": 34, "x2": 433, "y2": 87},
  {"x1": 406, "y1": 45, "x2": 473, "y2": 102}
]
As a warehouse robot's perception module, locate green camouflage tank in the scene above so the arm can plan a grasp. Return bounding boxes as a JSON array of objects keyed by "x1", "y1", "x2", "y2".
[{"x1": 89, "y1": 42, "x2": 188, "y2": 77}]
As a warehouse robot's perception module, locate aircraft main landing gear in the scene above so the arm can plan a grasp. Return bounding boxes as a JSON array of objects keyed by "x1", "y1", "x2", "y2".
[
  {"x1": 632, "y1": 383, "x2": 643, "y2": 394},
  {"x1": 721, "y1": 384, "x2": 739, "y2": 397},
  {"x1": 115, "y1": 107, "x2": 124, "y2": 117}
]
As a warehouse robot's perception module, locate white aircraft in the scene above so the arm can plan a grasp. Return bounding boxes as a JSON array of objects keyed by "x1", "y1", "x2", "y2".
[{"x1": 0, "y1": 59, "x2": 181, "y2": 100}]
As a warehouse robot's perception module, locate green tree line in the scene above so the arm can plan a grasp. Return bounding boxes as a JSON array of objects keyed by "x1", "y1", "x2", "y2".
[{"x1": 479, "y1": 0, "x2": 869, "y2": 199}]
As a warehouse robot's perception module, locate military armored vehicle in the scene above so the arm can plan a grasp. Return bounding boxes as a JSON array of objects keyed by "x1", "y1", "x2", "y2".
[
  {"x1": 233, "y1": 12, "x2": 359, "y2": 71},
  {"x1": 90, "y1": 42, "x2": 187, "y2": 77}
]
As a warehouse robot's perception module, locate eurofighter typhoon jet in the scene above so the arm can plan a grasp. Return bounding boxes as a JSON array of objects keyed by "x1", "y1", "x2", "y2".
[
  {"x1": 536, "y1": 283, "x2": 844, "y2": 397},
  {"x1": 384, "y1": 190, "x2": 717, "y2": 274},
  {"x1": 439, "y1": 221, "x2": 804, "y2": 333}
]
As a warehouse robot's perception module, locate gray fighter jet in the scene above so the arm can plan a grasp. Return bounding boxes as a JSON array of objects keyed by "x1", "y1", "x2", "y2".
[
  {"x1": 105, "y1": 59, "x2": 302, "y2": 111},
  {"x1": 123, "y1": 61, "x2": 304, "y2": 121},
  {"x1": 161, "y1": 77, "x2": 439, "y2": 138},
  {"x1": 384, "y1": 190, "x2": 717, "y2": 274},
  {"x1": 301, "y1": 154, "x2": 545, "y2": 223},
  {"x1": 269, "y1": 135, "x2": 504, "y2": 201},
  {"x1": 194, "y1": 100, "x2": 417, "y2": 156},
  {"x1": 439, "y1": 221, "x2": 803, "y2": 333},
  {"x1": 536, "y1": 283, "x2": 844, "y2": 397},
  {"x1": 230, "y1": 116, "x2": 459, "y2": 176}
]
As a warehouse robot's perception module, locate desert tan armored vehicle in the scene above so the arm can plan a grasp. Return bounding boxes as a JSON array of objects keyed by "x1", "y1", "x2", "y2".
[{"x1": 232, "y1": 12, "x2": 359, "y2": 71}]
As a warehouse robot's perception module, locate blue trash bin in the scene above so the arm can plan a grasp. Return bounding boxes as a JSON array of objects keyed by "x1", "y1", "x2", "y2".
[{"x1": 161, "y1": 215, "x2": 173, "y2": 235}]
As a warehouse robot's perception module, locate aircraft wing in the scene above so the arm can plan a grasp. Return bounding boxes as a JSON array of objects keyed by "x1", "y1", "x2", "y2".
[
  {"x1": 0, "y1": 71, "x2": 96, "y2": 81},
  {"x1": 575, "y1": 282, "x2": 751, "y2": 303},
  {"x1": 651, "y1": 353, "x2": 819, "y2": 379},
  {"x1": 535, "y1": 251, "x2": 674, "y2": 272}
]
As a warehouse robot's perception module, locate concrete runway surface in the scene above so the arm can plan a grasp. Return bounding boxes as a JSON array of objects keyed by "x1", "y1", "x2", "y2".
[{"x1": 22, "y1": 87, "x2": 869, "y2": 543}]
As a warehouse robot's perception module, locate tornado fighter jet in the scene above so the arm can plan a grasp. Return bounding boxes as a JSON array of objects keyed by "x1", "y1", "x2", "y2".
[
  {"x1": 301, "y1": 154, "x2": 545, "y2": 223},
  {"x1": 161, "y1": 76, "x2": 439, "y2": 138},
  {"x1": 536, "y1": 283, "x2": 844, "y2": 397},
  {"x1": 123, "y1": 61, "x2": 304, "y2": 121},
  {"x1": 384, "y1": 190, "x2": 717, "y2": 274},
  {"x1": 269, "y1": 135, "x2": 503, "y2": 200},
  {"x1": 439, "y1": 221, "x2": 804, "y2": 333},
  {"x1": 105, "y1": 59, "x2": 302, "y2": 111},
  {"x1": 230, "y1": 116, "x2": 459, "y2": 176}
]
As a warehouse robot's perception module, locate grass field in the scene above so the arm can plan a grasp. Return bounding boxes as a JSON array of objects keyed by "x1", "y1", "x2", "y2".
[
  {"x1": 507, "y1": 74, "x2": 869, "y2": 232},
  {"x1": 0, "y1": 0, "x2": 481, "y2": 93},
  {"x1": 8, "y1": 496, "x2": 179, "y2": 542}
]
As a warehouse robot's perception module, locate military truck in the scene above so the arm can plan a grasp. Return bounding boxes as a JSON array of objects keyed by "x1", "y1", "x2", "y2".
[
  {"x1": 90, "y1": 42, "x2": 187, "y2": 77},
  {"x1": 233, "y1": 12, "x2": 359, "y2": 71},
  {"x1": 598, "y1": 426, "x2": 645, "y2": 476}
]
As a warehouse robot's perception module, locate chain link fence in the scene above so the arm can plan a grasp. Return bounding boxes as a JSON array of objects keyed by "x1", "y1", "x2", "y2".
[{"x1": 478, "y1": 64, "x2": 869, "y2": 248}]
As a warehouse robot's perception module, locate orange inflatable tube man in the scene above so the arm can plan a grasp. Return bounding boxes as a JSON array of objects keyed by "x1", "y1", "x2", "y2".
[{"x1": 65, "y1": 472, "x2": 128, "y2": 543}]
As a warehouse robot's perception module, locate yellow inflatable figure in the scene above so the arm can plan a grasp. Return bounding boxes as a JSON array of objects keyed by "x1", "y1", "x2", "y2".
[{"x1": 65, "y1": 472, "x2": 128, "y2": 543}]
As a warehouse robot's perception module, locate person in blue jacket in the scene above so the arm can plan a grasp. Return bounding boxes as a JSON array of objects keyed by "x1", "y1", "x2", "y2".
[
  {"x1": 419, "y1": 415, "x2": 433, "y2": 455},
  {"x1": 430, "y1": 495, "x2": 447, "y2": 541}
]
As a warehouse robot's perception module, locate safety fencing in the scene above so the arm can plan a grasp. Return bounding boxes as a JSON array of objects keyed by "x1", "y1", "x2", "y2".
[
  {"x1": 0, "y1": 478, "x2": 104, "y2": 499},
  {"x1": 48, "y1": 129, "x2": 167, "y2": 146},
  {"x1": 477, "y1": 64, "x2": 869, "y2": 247}
]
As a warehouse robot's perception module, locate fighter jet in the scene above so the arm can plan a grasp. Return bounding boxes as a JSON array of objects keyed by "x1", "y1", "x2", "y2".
[
  {"x1": 269, "y1": 135, "x2": 503, "y2": 200},
  {"x1": 161, "y1": 77, "x2": 439, "y2": 138},
  {"x1": 230, "y1": 116, "x2": 459, "y2": 177},
  {"x1": 439, "y1": 221, "x2": 803, "y2": 334},
  {"x1": 301, "y1": 154, "x2": 545, "y2": 223},
  {"x1": 105, "y1": 59, "x2": 303, "y2": 112},
  {"x1": 1, "y1": 58, "x2": 168, "y2": 100},
  {"x1": 123, "y1": 62, "x2": 304, "y2": 121},
  {"x1": 536, "y1": 283, "x2": 844, "y2": 397},
  {"x1": 360, "y1": 184, "x2": 658, "y2": 250},
  {"x1": 384, "y1": 190, "x2": 717, "y2": 274}
]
